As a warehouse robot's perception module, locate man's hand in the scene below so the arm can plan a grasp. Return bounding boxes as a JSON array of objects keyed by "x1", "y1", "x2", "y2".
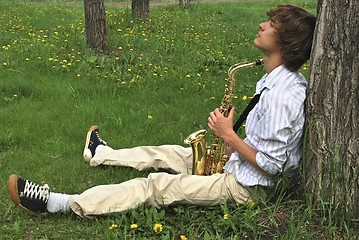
[{"x1": 208, "y1": 107, "x2": 235, "y2": 139}]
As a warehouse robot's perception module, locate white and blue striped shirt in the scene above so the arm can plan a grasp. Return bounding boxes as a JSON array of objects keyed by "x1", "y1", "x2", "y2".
[{"x1": 224, "y1": 65, "x2": 307, "y2": 187}]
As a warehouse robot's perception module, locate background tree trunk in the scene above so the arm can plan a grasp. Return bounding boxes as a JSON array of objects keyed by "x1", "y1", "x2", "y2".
[
  {"x1": 131, "y1": 0, "x2": 149, "y2": 20},
  {"x1": 179, "y1": 0, "x2": 190, "y2": 6},
  {"x1": 304, "y1": 0, "x2": 359, "y2": 223},
  {"x1": 84, "y1": 0, "x2": 108, "y2": 52}
]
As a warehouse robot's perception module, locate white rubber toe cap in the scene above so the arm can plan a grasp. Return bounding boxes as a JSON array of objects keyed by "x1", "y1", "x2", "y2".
[{"x1": 83, "y1": 148, "x2": 93, "y2": 163}]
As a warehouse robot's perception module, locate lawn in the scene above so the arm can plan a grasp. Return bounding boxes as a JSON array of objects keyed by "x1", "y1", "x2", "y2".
[{"x1": 0, "y1": 0, "x2": 356, "y2": 239}]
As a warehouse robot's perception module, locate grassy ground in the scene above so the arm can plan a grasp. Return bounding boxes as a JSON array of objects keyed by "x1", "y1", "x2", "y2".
[{"x1": 1, "y1": 0, "x2": 357, "y2": 239}]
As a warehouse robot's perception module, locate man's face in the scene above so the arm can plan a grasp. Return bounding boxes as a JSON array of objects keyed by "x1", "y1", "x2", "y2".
[{"x1": 253, "y1": 20, "x2": 281, "y2": 55}]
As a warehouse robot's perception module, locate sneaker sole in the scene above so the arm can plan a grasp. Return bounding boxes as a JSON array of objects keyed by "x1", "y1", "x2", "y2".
[
  {"x1": 8, "y1": 174, "x2": 41, "y2": 215},
  {"x1": 8, "y1": 174, "x2": 20, "y2": 205},
  {"x1": 83, "y1": 125, "x2": 99, "y2": 162}
]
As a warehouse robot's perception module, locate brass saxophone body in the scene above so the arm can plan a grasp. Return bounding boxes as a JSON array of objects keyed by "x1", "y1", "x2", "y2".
[{"x1": 184, "y1": 59, "x2": 264, "y2": 175}]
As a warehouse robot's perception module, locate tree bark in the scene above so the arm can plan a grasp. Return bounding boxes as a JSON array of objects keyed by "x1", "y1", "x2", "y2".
[
  {"x1": 304, "y1": 0, "x2": 359, "y2": 223},
  {"x1": 131, "y1": 0, "x2": 149, "y2": 21},
  {"x1": 84, "y1": 0, "x2": 108, "y2": 52},
  {"x1": 179, "y1": 0, "x2": 190, "y2": 6}
]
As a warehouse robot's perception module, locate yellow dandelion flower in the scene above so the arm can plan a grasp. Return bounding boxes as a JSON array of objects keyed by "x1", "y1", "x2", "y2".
[
  {"x1": 223, "y1": 214, "x2": 229, "y2": 220},
  {"x1": 210, "y1": 96, "x2": 216, "y2": 100},
  {"x1": 13, "y1": 94, "x2": 18, "y2": 97},
  {"x1": 186, "y1": 74, "x2": 191, "y2": 78},
  {"x1": 180, "y1": 235, "x2": 188, "y2": 240},
  {"x1": 148, "y1": 115, "x2": 153, "y2": 119},
  {"x1": 77, "y1": 74, "x2": 81, "y2": 77},
  {"x1": 130, "y1": 224, "x2": 138, "y2": 229},
  {"x1": 109, "y1": 224, "x2": 118, "y2": 230},
  {"x1": 247, "y1": 199, "x2": 255, "y2": 208},
  {"x1": 127, "y1": 68, "x2": 131, "y2": 72},
  {"x1": 153, "y1": 223, "x2": 163, "y2": 233},
  {"x1": 242, "y1": 96, "x2": 247, "y2": 100},
  {"x1": 130, "y1": 78, "x2": 135, "y2": 83},
  {"x1": 3, "y1": 63, "x2": 7, "y2": 66}
]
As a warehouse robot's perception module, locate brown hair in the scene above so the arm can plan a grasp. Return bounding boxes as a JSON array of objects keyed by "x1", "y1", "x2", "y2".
[{"x1": 267, "y1": 4, "x2": 316, "y2": 72}]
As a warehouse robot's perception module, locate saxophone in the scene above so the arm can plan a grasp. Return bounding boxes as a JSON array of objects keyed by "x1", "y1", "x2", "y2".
[{"x1": 184, "y1": 59, "x2": 264, "y2": 175}]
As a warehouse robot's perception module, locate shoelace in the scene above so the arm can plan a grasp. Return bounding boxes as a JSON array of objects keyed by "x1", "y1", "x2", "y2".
[
  {"x1": 94, "y1": 131, "x2": 107, "y2": 146},
  {"x1": 23, "y1": 180, "x2": 50, "y2": 203}
]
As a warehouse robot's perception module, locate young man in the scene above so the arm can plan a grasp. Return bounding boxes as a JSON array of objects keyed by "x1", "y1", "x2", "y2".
[{"x1": 8, "y1": 4, "x2": 316, "y2": 217}]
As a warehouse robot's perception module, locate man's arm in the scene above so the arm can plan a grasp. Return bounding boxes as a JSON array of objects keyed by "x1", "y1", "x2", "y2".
[{"x1": 208, "y1": 107, "x2": 273, "y2": 177}]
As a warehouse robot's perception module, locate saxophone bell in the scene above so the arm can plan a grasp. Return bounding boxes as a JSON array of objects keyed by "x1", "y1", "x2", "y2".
[{"x1": 184, "y1": 129, "x2": 208, "y2": 175}]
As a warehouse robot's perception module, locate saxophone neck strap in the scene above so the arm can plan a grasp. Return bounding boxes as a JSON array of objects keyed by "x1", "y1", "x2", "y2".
[{"x1": 233, "y1": 89, "x2": 264, "y2": 133}]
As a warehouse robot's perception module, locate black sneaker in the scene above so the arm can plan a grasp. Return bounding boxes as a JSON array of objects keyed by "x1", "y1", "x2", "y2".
[
  {"x1": 8, "y1": 174, "x2": 50, "y2": 214},
  {"x1": 83, "y1": 125, "x2": 107, "y2": 162}
]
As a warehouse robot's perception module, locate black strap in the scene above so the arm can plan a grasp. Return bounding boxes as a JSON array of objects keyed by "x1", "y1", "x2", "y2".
[{"x1": 233, "y1": 90, "x2": 264, "y2": 133}]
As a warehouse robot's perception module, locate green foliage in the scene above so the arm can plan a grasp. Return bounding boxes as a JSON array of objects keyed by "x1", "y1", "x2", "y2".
[{"x1": 0, "y1": 0, "x2": 356, "y2": 239}]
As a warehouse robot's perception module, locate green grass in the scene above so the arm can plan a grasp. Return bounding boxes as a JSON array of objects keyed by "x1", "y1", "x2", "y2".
[{"x1": 1, "y1": 0, "x2": 357, "y2": 239}]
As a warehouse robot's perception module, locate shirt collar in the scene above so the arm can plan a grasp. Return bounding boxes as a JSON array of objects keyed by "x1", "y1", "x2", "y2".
[{"x1": 256, "y1": 64, "x2": 286, "y2": 93}]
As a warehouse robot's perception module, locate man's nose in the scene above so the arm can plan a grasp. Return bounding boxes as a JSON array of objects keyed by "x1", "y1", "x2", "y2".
[{"x1": 259, "y1": 22, "x2": 264, "y2": 30}]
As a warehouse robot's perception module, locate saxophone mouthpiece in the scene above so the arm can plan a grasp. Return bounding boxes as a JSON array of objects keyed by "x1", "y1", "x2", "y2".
[{"x1": 256, "y1": 59, "x2": 264, "y2": 66}]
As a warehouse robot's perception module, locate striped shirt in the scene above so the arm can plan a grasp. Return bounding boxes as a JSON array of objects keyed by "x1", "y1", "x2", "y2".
[{"x1": 224, "y1": 65, "x2": 307, "y2": 187}]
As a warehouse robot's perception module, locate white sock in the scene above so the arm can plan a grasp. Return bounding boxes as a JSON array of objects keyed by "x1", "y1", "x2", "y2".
[{"x1": 46, "y1": 192, "x2": 71, "y2": 213}]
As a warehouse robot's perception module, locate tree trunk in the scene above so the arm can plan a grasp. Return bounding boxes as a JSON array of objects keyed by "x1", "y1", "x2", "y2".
[
  {"x1": 304, "y1": 0, "x2": 359, "y2": 223},
  {"x1": 84, "y1": 0, "x2": 108, "y2": 52},
  {"x1": 179, "y1": 0, "x2": 189, "y2": 6},
  {"x1": 179, "y1": 0, "x2": 194, "y2": 7},
  {"x1": 131, "y1": 0, "x2": 149, "y2": 21}
]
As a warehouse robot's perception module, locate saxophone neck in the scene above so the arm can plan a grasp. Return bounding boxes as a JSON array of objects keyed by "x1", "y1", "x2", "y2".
[{"x1": 228, "y1": 59, "x2": 264, "y2": 79}]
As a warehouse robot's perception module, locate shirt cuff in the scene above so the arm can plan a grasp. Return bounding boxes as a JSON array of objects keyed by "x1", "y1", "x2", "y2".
[{"x1": 255, "y1": 152, "x2": 281, "y2": 175}]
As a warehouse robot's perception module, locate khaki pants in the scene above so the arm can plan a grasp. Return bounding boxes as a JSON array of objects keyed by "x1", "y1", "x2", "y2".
[{"x1": 69, "y1": 145, "x2": 252, "y2": 218}]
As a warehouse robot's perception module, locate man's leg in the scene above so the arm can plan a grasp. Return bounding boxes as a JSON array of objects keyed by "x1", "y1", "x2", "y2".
[
  {"x1": 90, "y1": 145, "x2": 193, "y2": 174},
  {"x1": 8, "y1": 173, "x2": 253, "y2": 217},
  {"x1": 69, "y1": 172, "x2": 252, "y2": 218},
  {"x1": 83, "y1": 125, "x2": 193, "y2": 174}
]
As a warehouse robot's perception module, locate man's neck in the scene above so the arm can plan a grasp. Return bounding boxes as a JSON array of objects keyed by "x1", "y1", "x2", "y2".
[{"x1": 263, "y1": 54, "x2": 283, "y2": 74}]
